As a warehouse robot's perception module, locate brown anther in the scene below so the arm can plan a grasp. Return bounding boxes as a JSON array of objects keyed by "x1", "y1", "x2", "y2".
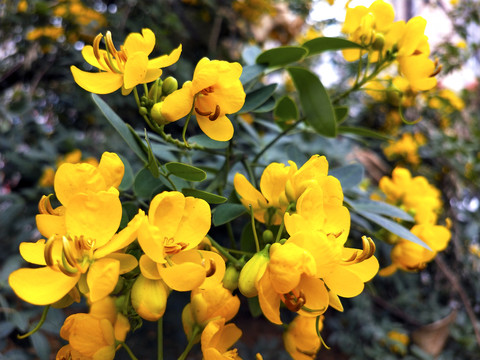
[
  {"x1": 430, "y1": 64, "x2": 442, "y2": 77},
  {"x1": 38, "y1": 195, "x2": 59, "y2": 215},
  {"x1": 205, "y1": 258, "x2": 216, "y2": 277},
  {"x1": 104, "y1": 31, "x2": 117, "y2": 57},
  {"x1": 200, "y1": 86, "x2": 214, "y2": 95},
  {"x1": 327, "y1": 230, "x2": 344, "y2": 239},
  {"x1": 44, "y1": 235, "x2": 58, "y2": 267},
  {"x1": 208, "y1": 105, "x2": 220, "y2": 121},
  {"x1": 195, "y1": 107, "x2": 212, "y2": 116},
  {"x1": 341, "y1": 236, "x2": 376, "y2": 265},
  {"x1": 284, "y1": 291, "x2": 306, "y2": 312},
  {"x1": 103, "y1": 53, "x2": 119, "y2": 73},
  {"x1": 92, "y1": 33, "x2": 103, "y2": 62},
  {"x1": 413, "y1": 49, "x2": 423, "y2": 56}
]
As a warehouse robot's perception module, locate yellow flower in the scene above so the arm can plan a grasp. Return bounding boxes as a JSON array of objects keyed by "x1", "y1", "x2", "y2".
[
  {"x1": 56, "y1": 296, "x2": 130, "y2": 360},
  {"x1": 182, "y1": 283, "x2": 240, "y2": 340},
  {"x1": 137, "y1": 191, "x2": 211, "y2": 264},
  {"x1": 283, "y1": 315, "x2": 323, "y2": 360},
  {"x1": 201, "y1": 318, "x2": 242, "y2": 360},
  {"x1": 385, "y1": 330, "x2": 409, "y2": 355},
  {"x1": 71, "y1": 28, "x2": 182, "y2": 95},
  {"x1": 234, "y1": 155, "x2": 343, "y2": 226},
  {"x1": 161, "y1": 57, "x2": 246, "y2": 141},
  {"x1": 379, "y1": 167, "x2": 442, "y2": 224},
  {"x1": 383, "y1": 133, "x2": 423, "y2": 165},
  {"x1": 9, "y1": 154, "x2": 141, "y2": 305},
  {"x1": 379, "y1": 223, "x2": 451, "y2": 275}
]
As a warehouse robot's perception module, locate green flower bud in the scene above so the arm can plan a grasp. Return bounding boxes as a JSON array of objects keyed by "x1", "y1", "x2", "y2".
[
  {"x1": 148, "y1": 79, "x2": 163, "y2": 102},
  {"x1": 223, "y1": 265, "x2": 240, "y2": 291},
  {"x1": 372, "y1": 33, "x2": 385, "y2": 51},
  {"x1": 151, "y1": 102, "x2": 168, "y2": 125},
  {"x1": 139, "y1": 107, "x2": 148, "y2": 116},
  {"x1": 238, "y1": 245, "x2": 270, "y2": 298},
  {"x1": 162, "y1": 76, "x2": 178, "y2": 96},
  {"x1": 262, "y1": 230, "x2": 274, "y2": 244}
]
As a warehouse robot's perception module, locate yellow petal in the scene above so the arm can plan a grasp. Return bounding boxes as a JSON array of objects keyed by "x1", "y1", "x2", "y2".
[
  {"x1": 87, "y1": 258, "x2": 120, "y2": 302},
  {"x1": 369, "y1": 0, "x2": 395, "y2": 32},
  {"x1": 148, "y1": 44, "x2": 182, "y2": 69},
  {"x1": 81, "y1": 45, "x2": 108, "y2": 70},
  {"x1": 94, "y1": 210, "x2": 145, "y2": 258},
  {"x1": 66, "y1": 191, "x2": 122, "y2": 249},
  {"x1": 143, "y1": 68, "x2": 163, "y2": 84},
  {"x1": 105, "y1": 253, "x2": 138, "y2": 274},
  {"x1": 54, "y1": 162, "x2": 106, "y2": 206},
  {"x1": 342, "y1": 249, "x2": 379, "y2": 282},
  {"x1": 124, "y1": 28, "x2": 156, "y2": 56},
  {"x1": 213, "y1": 322, "x2": 242, "y2": 353},
  {"x1": 197, "y1": 114, "x2": 234, "y2": 141},
  {"x1": 131, "y1": 275, "x2": 168, "y2": 321},
  {"x1": 19, "y1": 240, "x2": 46, "y2": 265},
  {"x1": 328, "y1": 291, "x2": 344, "y2": 312},
  {"x1": 70, "y1": 66, "x2": 123, "y2": 94},
  {"x1": 161, "y1": 85, "x2": 194, "y2": 122},
  {"x1": 259, "y1": 162, "x2": 290, "y2": 207},
  {"x1": 257, "y1": 270, "x2": 282, "y2": 325},
  {"x1": 149, "y1": 191, "x2": 186, "y2": 236},
  {"x1": 9, "y1": 267, "x2": 80, "y2": 305},
  {"x1": 123, "y1": 52, "x2": 148, "y2": 89},
  {"x1": 139, "y1": 254, "x2": 161, "y2": 280},
  {"x1": 323, "y1": 266, "x2": 364, "y2": 298},
  {"x1": 138, "y1": 217, "x2": 165, "y2": 263},
  {"x1": 114, "y1": 314, "x2": 130, "y2": 342},
  {"x1": 191, "y1": 57, "x2": 220, "y2": 93},
  {"x1": 298, "y1": 276, "x2": 329, "y2": 316},
  {"x1": 97, "y1": 152, "x2": 124, "y2": 189},
  {"x1": 175, "y1": 197, "x2": 211, "y2": 250},
  {"x1": 159, "y1": 262, "x2": 206, "y2": 291}
]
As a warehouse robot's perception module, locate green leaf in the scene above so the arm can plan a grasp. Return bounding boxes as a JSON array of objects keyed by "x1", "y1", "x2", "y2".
[
  {"x1": 92, "y1": 94, "x2": 148, "y2": 163},
  {"x1": 188, "y1": 134, "x2": 229, "y2": 149},
  {"x1": 239, "y1": 84, "x2": 277, "y2": 113},
  {"x1": 252, "y1": 97, "x2": 276, "y2": 113},
  {"x1": 134, "y1": 168, "x2": 164, "y2": 199},
  {"x1": 302, "y1": 37, "x2": 363, "y2": 56},
  {"x1": 256, "y1": 46, "x2": 308, "y2": 67},
  {"x1": 274, "y1": 95, "x2": 299, "y2": 128},
  {"x1": 212, "y1": 203, "x2": 247, "y2": 226},
  {"x1": 335, "y1": 106, "x2": 349, "y2": 124},
  {"x1": 118, "y1": 155, "x2": 134, "y2": 192},
  {"x1": 30, "y1": 332, "x2": 50, "y2": 360},
  {"x1": 144, "y1": 129, "x2": 160, "y2": 178},
  {"x1": 350, "y1": 199, "x2": 414, "y2": 222},
  {"x1": 330, "y1": 163, "x2": 364, "y2": 190},
  {"x1": 240, "y1": 64, "x2": 266, "y2": 85},
  {"x1": 248, "y1": 296, "x2": 262, "y2": 318},
  {"x1": 182, "y1": 189, "x2": 227, "y2": 204},
  {"x1": 287, "y1": 67, "x2": 336, "y2": 137},
  {"x1": 165, "y1": 162, "x2": 207, "y2": 182},
  {"x1": 358, "y1": 212, "x2": 430, "y2": 250},
  {"x1": 338, "y1": 126, "x2": 392, "y2": 140}
]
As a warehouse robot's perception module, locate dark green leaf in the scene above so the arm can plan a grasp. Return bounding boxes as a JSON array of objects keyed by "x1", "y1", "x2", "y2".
[
  {"x1": 240, "y1": 221, "x2": 257, "y2": 254},
  {"x1": 144, "y1": 129, "x2": 160, "y2": 178},
  {"x1": 335, "y1": 106, "x2": 349, "y2": 124},
  {"x1": 92, "y1": 94, "x2": 148, "y2": 163},
  {"x1": 239, "y1": 84, "x2": 277, "y2": 113},
  {"x1": 338, "y1": 126, "x2": 392, "y2": 140},
  {"x1": 240, "y1": 64, "x2": 266, "y2": 85},
  {"x1": 30, "y1": 332, "x2": 50, "y2": 360},
  {"x1": 188, "y1": 134, "x2": 229, "y2": 149},
  {"x1": 252, "y1": 97, "x2": 276, "y2": 113},
  {"x1": 182, "y1": 189, "x2": 227, "y2": 204},
  {"x1": 165, "y1": 162, "x2": 207, "y2": 182},
  {"x1": 256, "y1": 46, "x2": 308, "y2": 67},
  {"x1": 274, "y1": 95, "x2": 299, "y2": 128},
  {"x1": 350, "y1": 199, "x2": 414, "y2": 221},
  {"x1": 134, "y1": 168, "x2": 164, "y2": 199},
  {"x1": 302, "y1": 37, "x2": 363, "y2": 56},
  {"x1": 213, "y1": 203, "x2": 247, "y2": 226},
  {"x1": 287, "y1": 67, "x2": 336, "y2": 137},
  {"x1": 330, "y1": 163, "x2": 364, "y2": 190},
  {"x1": 358, "y1": 212, "x2": 430, "y2": 250},
  {"x1": 248, "y1": 296, "x2": 262, "y2": 317}
]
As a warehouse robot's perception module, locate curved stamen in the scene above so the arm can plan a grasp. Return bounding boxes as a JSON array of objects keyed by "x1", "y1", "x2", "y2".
[
  {"x1": 341, "y1": 236, "x2": 376, "y2": 265},
  {"x1": 205, "y1": 258, "x2": 216, "y2": 277},
  {"x1": 195, "y1": 107, "x2": 212, "y2": 116},
  {"x1": 208, "y1": 105, "x2": 220, "y2": 121}
]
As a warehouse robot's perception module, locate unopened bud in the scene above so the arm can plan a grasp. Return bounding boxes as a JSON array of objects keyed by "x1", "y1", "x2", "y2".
[
  {"x1": 372, "y1": 33, "x2": 385, "y2": 51},
  {"x1": 139, "y1": 107, "x2": 148, "y2": 116},
  {"x1": 262, "y1": 230, "x2": 274, "y2": 244},
  {"x1": 223, "y1": 265, "x2": 240, "y2": 291},
  {"x1": 238, "y1": 245, "x2": 270, "y2": 298},
  {"x1": 151, "y1": 102, "x2": 168, "y2": 125},
  {"x1": 162, "y1": 76, "x2": 178, "y2": 96},
  {"x1": 131, "y1": 275, "x2": 169, "y2": 321},
  {"x1": 148, "y1": 79, "x2": 163, "y2": 102}
]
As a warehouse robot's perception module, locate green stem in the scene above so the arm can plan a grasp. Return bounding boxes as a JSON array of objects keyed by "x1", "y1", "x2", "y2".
[
  {"x1": 121, "y1": 342, "x2": 139, "y2": 360},
  {"x1": 17, "y1": 306, "x2": 50, "y2": 339},
  {"x1": 241, "y1": 159, "x2": 257, "y2": 188},
  {"x1": 158, "y1": 317, "x2": 163, "y2": 360},
  {"x1": 133, "y1": 87, "x2": 141, "y2": 109},
  {"x1": 207, "y1": 235, "x2": 242, "y2": 268},
  {"x1": 249, "y1": 205, "x2": 260, "y2": 252},
  {"x1": 252, "y1": 119, "x2": 303, "y2": 164},
  {"x1": 177, "y1": 326, "x2": 201, "y2": 360}
]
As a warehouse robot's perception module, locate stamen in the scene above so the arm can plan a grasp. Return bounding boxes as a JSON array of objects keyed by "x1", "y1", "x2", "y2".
[
  {"x1": 200, "y1": 86, "x2": 214, "y2": 95},
  {"x1": 430, "y1": 63, "x2": 442, "y2": 77},
  {"x1": 195, "y1": 107, "x2": 212, "y2": 116},
  {"x1": 92, "y1": 33, "x2": 103, "y2": 62},
  {"x1": 62, "y1": 236, "x2": 78, "y2": 269},
  {"x1": 38, "y1": 195, "x2": 59, "y2": 215},
  {"x1": 284, "y1": 290, "x2": 306, "y2": 312},
  {"x1": 102, "y1": 53, "x2": 122, "y2": 74},
  {"x1": 104, "y1": 31, "x2": 117, "y2": 57},
  {"x1": 44, "y1": 235, "x2": 57, "y2": 267},
  {"x1": 208, "y1": 105, "x2": 220, "y2": 121},
  {"x1": 60, "y1": 252, "x2": 79, "y2": 276},
  {"x1": 205, "y1": 258, "x2": 216, "y2": 277},
  {"x1": 341, "y1": 236, "x2": 376, "y2": 265}
]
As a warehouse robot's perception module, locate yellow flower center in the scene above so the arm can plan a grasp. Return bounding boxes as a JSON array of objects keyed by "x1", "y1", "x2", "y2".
[
  {"x1": 44, "y1": 234, "x2": 95, "y2": 276},
  {"x1": 164, "y1": 236, "x2": 188, "y2": 255},
  {"x1": 195, "y1": 86, "x2": 221, "y2": 121},
  {"x1": 92, "y1": 31, "x2": 127, "y2": 74},
  {"x1": 283, "y1": 290, "x2": 306, "y2": 312},
  {"x1": 340, "y1": 236, "x2": 376, "y2": 265}
]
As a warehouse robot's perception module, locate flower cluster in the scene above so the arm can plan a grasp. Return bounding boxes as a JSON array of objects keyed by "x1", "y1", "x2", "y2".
[
  {"x1": 383, "y1": 132, "x2": 426, "y2": 166},
  {"x1": 342, "y1": 0, "x2": 440, "y2": 91},
  {"x1": 378, "y1": 167, "x2": 451, "y2": 275},
  {"x1": 235, "y1": 155, "x2": 379, "y2": 357}
]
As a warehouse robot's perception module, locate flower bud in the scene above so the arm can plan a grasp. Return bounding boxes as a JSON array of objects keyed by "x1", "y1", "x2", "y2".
[
  {"x1": 148, "y1": 79, "x2": 163, "y2": 102},
  {"x1": 151, "y1": 102, "x2": 168, "y2": 125},
  {"x1": 162, "y1": 76, "x2": 178, "y2": 96},
  {"x1": 372, "y1": 33, "x2": 385, "y2": 51},
  {"x1": 223, "y1": 265, "x2": 240, "y2": 291},
  {"x1": 131, "y1": 275, "x2": 169, "y2": 321},
  {"x1": 238, "y1": 245, "x2": 270, "y2": 298},
  {"x1": 262, "y1": 230, "x2": 274, "y2": 244}
]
